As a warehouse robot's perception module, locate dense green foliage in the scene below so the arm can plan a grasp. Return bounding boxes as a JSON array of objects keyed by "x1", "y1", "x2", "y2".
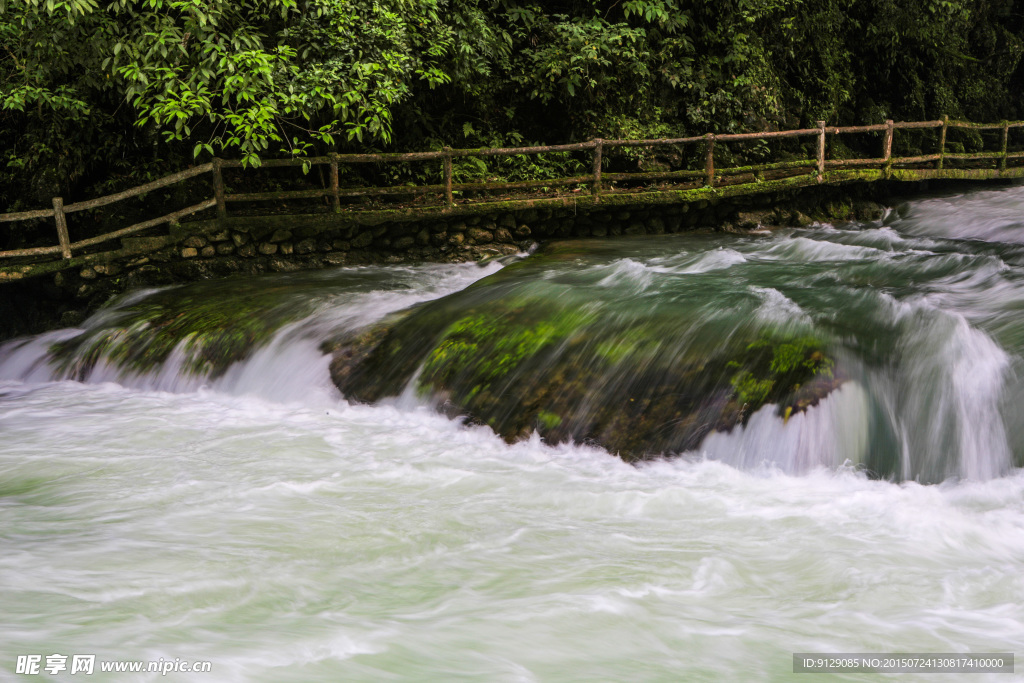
[{"x1": 2, "y1": 0, "x2": 1022, "y2": 205}]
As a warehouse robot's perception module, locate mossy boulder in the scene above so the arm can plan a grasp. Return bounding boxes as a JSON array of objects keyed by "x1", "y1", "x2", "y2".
[
  {"x1": 50, "y1": 277, "x2": 317, "y2": 380},
  {"x1": 328, "y1": 243, "x2": 843, "y2": 461}
]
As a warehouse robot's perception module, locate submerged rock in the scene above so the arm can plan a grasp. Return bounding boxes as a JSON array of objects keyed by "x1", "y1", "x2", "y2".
[
  {"x1": 328, "y1": 241, "x2": 843, "y2": 461},
  {"x1": 50, "y1": 278, "x2": 317, "y2": 380}
]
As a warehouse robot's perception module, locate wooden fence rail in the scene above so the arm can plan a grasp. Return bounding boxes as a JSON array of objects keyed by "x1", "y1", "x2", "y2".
[{"x1": 1, "y1": 116, "x2": 1022, "y2": 261}]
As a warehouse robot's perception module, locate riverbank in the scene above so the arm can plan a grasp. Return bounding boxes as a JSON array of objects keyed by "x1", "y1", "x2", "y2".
[{"x1": 0, "y1": 178, "x2": 1006, "y2": 342}]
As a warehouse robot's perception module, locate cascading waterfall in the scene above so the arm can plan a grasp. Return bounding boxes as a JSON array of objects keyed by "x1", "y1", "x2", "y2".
[
  {"x1": 3, "y1": 189, "x2": 1024, "y2": 482},
  {"x1": 3, "y1": 184, "x2": 1024, "y2": 681}
]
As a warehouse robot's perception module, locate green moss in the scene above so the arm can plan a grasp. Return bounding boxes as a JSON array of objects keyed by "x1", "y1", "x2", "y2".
[
  {"x1": 419, "y1": 302, "x2": 593, "y2": 390},
  {"x1": 50, "y1": 279, "x2": 315, "y2": 379},
  {"x1": 333, "y1": 286, "x2": 841, "y2": 461},
  {"x1": 770, "y1": 338, "x2": 833, "y2": 377},
  {"x1": 730, "y1": 370, "x2": 775, "y2": 405},
  {"x1": 727, "y1": 334, "x2": 835, "y2": 409},
  {"x1": 536, "y1": 410, "x2": 562, "y2": 430},
  {"x1": 326, "y1": 241, "x2": 845, "y2": 462}
]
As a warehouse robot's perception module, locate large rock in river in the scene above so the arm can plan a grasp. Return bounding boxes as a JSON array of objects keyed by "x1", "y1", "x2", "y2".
[{"x1": 328, "y1": 241, "x2": 842, "y2": 461}]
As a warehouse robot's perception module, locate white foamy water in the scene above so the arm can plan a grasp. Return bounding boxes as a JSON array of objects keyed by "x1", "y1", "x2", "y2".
[
  {"x1": 891, "y1": 182, "x2": 1024, "y2": 243},
  {"x1": 2, "y1": 381, "x2": 1023, "y2": 682},
  {"x1": 4, "y1": 187, "x2": 1024, "y2": 680}
]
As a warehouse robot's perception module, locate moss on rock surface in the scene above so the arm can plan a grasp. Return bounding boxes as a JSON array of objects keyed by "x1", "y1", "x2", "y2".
[
  {"x1": 51, "y1": 278, "x2": 317, "y2": 380},
  {"x1": 330, "y1": 241, "x2": 843, "y2": 462}
]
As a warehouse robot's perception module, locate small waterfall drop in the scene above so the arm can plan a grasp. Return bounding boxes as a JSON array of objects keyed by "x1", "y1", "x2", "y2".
[{"x1": 4, "y1": 185, "x2": 1024, "y2": 482}]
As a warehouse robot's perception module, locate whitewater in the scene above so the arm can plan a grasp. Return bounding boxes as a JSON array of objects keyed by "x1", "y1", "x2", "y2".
[{"x1": 2, "y1": 183, "x2": 1024, "y2": 681}]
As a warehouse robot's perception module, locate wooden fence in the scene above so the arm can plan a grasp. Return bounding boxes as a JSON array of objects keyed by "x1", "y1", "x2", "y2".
[{"x1": 1, "y1": 116, "x2": 1022, "y2": 261}]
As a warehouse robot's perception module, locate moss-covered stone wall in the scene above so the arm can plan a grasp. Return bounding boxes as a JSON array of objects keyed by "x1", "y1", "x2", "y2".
[{"x1": 0, "y1": 177, "x2": 999, "y2": 342}]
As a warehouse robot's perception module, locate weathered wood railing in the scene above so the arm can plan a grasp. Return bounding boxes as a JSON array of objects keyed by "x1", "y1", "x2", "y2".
[{"x1": 1, "y1": 116, "x2": 1022, "y2": 261}]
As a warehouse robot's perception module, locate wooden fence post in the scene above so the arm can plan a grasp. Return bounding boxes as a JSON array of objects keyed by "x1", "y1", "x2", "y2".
[
  {"x1": 329, "y1": 153, "x2": 341, "y2": 212},
  {"x1": 705, "y1": 133, "x2": 715, "y2": 187},
  {"x1": 592, "y1": 138, "x2": 603, "y2": 199},
  {"x1": 1001, "y1": 121, "x2": 1009, "y2": 172},
  {"x1": 938, "y1": 115, "x2": 948, "y2": 170},
  {"x1": 443, "y1": 147, "x2": 454, "y2": 207},
  {"x1": 816, "y1": 121, "x2": 826, "y2": 181},
  {"x1": 883, "y1": 119, "x2": 894, "y2": 164},
  {"x1": 52, "y1": 197, "x2": 71, "y2": 259},
  {"x1": 212, "y1": 157, "x2": 227, "y2": 222}
]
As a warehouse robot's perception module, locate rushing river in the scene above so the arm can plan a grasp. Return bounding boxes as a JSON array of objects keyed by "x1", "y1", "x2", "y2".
[{"x1": 3, "y1": 184, "x2": 1024, "y2": 681}]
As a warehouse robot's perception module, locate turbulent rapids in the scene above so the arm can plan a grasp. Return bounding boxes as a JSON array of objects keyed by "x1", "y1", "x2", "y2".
[
  {"x1": 4, "y1": 184, "x2": 1024, "y2": 680},
  {"x1": 4, "y1": 184, "x2": 1024, "y2": 483}
]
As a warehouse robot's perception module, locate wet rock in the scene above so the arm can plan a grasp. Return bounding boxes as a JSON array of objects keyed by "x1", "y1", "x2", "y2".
[
  {"x1": 231, "y1": 232, "x2": 249, "y2": 247},
  {"x1": 50, "y1": 278, "x2": 319, "y2": 380},
  {"x1": 183, "y1": 236, "x2": 207, "y2": 249},
  {"x1": 467, "y1": 228, "x2": 493, "y2": 244},
  {"x1": 270, "y1": 229, "x2": 293, "y2": 243},
  {"x1": 269, "y1": 258, "x2": 300, "y2": 272},
  {"x1": 328, "y1": 241, "x2": 842, "y2": 464},
  {"x1": 79, "y1": 267, "x2": 98, "y2": 280},
  {"x1": 208, "y1": 229, "x2": 230, "y2": 243},
  {"x1": 59, "y1": 310, "x2": 84, "y2": 327},
  {"x1": 278, "y1": 242, "x2": 294, "y2": 255},
  {"x1": 790, "y1": 210, "x2": 813, "y2": 227},
  {"x1": 237, "y1": 243, "x2": 257, "y2": 258},
  {"x1": 258, "y1": 243, "x2": 278, "y2": 255},
  {"x1": 514, "y1": 224, "x2": 532, "y2": 238},
  {"x1": 734, "y1": 211, "x2": 773, "y2": 230},
  {"x1": 181, "y1": 247, "x2": 199, "y2": 258},
  {"x1": 351, "y1": 231, "x2": 373, "y2": 249},
  {"x1": 201, "y1": 246, "x2": 216, "y2": 258},
  {"x1": 854, "y1": 200, "x2": 885, "y2": 221},
  {"x1": 494, "y1": 228, "x2": 514, "y2": 244},
  {"x1": 295, "y1": 238, "x2": 317, "y2": 254},
  {"x1": 823, "y1": 200, "x2": 853, "y2": 221}
]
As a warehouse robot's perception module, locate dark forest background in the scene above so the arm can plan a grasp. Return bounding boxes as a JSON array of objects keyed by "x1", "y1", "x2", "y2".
[{"x1": 2, "y1": 0, "x2": 1022, "y2": 209}]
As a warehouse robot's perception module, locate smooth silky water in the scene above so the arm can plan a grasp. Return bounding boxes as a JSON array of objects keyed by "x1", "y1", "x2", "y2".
[{"x1": 3, "y1": 185, "x2": 1024, "y2": 681}]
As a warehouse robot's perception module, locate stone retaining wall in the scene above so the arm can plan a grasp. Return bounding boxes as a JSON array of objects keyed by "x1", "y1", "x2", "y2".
[{"x1": 0, "y1": 180, "x2": 915, "y2": 341}]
